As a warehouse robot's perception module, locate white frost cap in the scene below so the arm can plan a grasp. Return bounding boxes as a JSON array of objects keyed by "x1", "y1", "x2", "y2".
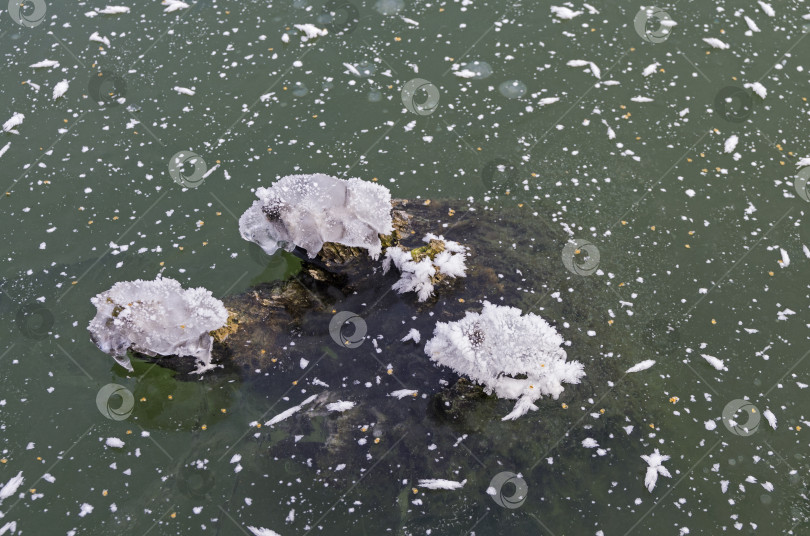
[
  {"x1": 424, "y1": 301, "x2": 585, "y2": 420},
  {"x1": 87, "y1": 275, "x2": 229, "y2": 373},
  {"x1": 239, "y1": 173, "x2": 393, "y2": 260}
]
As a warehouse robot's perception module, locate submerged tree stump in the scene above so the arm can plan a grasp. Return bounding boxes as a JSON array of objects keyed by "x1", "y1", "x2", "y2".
[{"x1": 127, "y1": 197, "x2": 670, "y2": 534}]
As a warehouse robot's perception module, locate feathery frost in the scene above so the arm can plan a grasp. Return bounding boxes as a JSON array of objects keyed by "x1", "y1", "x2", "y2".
[
  {"x1": 98, "y1": 6, "x2": 130, "y2": 14},
  {"x1": 382, "y1": 233, "x2": 468, "y2": 302},
  {"x1": 293, "y1": 24, "x2": 328, "y2": 40},
  {"x1": 0, "y1": 471, "x2": 24, "y2": 502},
  {"x1": 247, "y1": 527, "x2": 282, "y2": 536},
  {"x1": 424, "y1": 301, "x2": 585, "y2": 420},
  {"x1": 626, "y1": 359, "x2": 656, "y2": 373},
  {"x1": 417, "y1": 478, "x2": 466, "y2": 490},
  {"x1": 52, "y1": 80, "x2": 69, "y2": 100},
  {"x1": 2, "y1": 113, "x2": 25, "y2": 134},
  {"x1": 89, "y1": 31, "x2": 111, "y2": 47},
  {"x1": 641, "y1": 449, "x2": 672, "y2": 492},
  {"x1": 162, "y1": 0, "x2": 190, "y2": 12},
  {"x1": 550, "y1": 6, "x2": 582, "y2": 19}
]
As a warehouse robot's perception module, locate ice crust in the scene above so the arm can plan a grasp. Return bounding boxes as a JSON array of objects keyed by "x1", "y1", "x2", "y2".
[
  {"x1": 88, "y1": 276, "x2": 228, "y2": 373},
  {"x1": 238, "y1": 174, "x2": 394, "y2": 259}
]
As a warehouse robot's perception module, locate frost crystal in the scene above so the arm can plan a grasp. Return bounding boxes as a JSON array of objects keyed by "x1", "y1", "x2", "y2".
[
  {"x1": 626, "y1": 359, "x2": 656, "y2": 373},
  {"x1": 239, "y1": 174, "x2": 393, "y2": 259},
  {"x1": 382, "y1": 233, "x2": 468, "y2": 302},
  {"x1": 88, "y1": 276, "x2": 228, "y2": 373},
  {"x1": 247, "y1": 527, "x2": 282, "y2": 536},
  {"x1": 641, "y1": 449, "x2": 672, "y2": 492},
  {"x1": 417, "y1": 478, "x2": 466, "y2": 490},
  {"x1": 401, "y1": 328, "x2": 421, "y2": 343},
  {"x1": 325, "y1": 401, "x2": 356, "y2": 413},
  {"x1": 424, "y1": 301, "x2": 585, "y2": 420},
  {"x1": 2, "y1": 112, "x2": 25, "y2": 134},
  {"x1": 0, "y1": 471, "x2": 24, "y2": 502}
]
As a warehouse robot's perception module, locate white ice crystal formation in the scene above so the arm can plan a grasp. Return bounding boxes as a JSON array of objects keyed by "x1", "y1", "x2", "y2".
[
  {"x1": 88, "y1": 276, "x2": 229, "y2": 373},
  {"x1": 239, "y1": 174, "x2": 393, "y2": 260},
  {"x1": 424, "y1": 301, "x2": 585, "y2": 420},
  {"x1": 382, "y1": 233, "x2": 468, "y2": 302},
  {"x1": 641, "y1": 449, "x2": 672, "y2": 492}
]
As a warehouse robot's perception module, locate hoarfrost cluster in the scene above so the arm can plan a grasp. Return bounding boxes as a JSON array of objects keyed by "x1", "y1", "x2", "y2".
[
  {"x1": 382, "y1": 233, "x2": 468, "y2": 302},
  {"x1": 87, "y1": 276, "x2": 229, "y2": 373},
  {"x1": 424, "y1": 301, "x2": 585, "y2": 420},
  {"x1": 641, "y1": 449, "x2": 672, "y2": 492},
  {"x1": 239, "y1": 173, "x2": 393, "y2": 259}
]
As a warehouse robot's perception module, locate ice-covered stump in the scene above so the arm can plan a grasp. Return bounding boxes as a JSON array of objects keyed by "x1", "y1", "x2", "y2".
[
  {"x1": 88, "y1": 276, "x2": 229, "y2": 373},
  {"x1": 239, "y1": 173, "x2": 394, "y2": 260},
  {"x1": 382, "y1": 233, "x2": 468, "y2": 301},
  {"x1": 424, "y1": 301, "x2": 585, "y2": 420}
]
